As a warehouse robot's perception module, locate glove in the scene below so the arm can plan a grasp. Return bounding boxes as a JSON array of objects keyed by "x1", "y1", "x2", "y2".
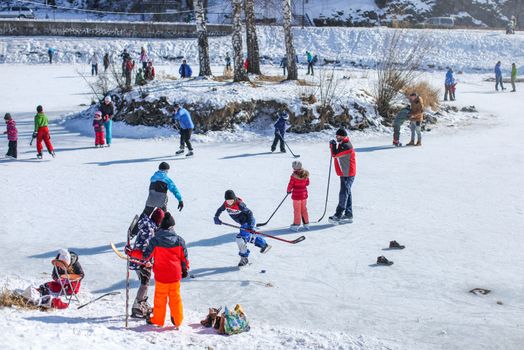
[
  {"x1": 287, "y1": 191, "x2": 292, "y2": 194},
  {"x1": 329, "y1": 139, "x2": 337, "y2": 146},
  {"x1": 178, "y1": 201, "x2": 184, "y2": 211},
  {"x1": 32, "y1": 132, "x2": 37, "y2": 138},
  {"x1": 182, "y1": 269, "x2": 188, "y2": 278},
  {"x1": 124, "y1": 244, "x2": 132, "y2": 256},
  {"x1": 214, "y1": 217, "x2": 222, "y2": 225}
]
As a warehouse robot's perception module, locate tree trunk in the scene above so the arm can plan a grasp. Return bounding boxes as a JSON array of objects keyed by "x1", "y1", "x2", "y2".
[
  {"x1": 195, "y1": 0, "x2": 212, "y2": 76},
  {"x1": 232, "y1": 0, "x2": 249, "y2": 82},
  {"x1": 244, "y1": 0, "x2": 261, "y2": 74},
  {"x1": 282, "y1": 0, "x2": 298, "y2": 80}
]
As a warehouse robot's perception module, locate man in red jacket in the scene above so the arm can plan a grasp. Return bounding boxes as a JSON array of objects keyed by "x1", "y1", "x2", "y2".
[
  {"x1": 329, "y1": 128, "x2": 356, "y2": 224},
  {"x1": 143, "y1": 212, "x2": 189, "y2": 328}
]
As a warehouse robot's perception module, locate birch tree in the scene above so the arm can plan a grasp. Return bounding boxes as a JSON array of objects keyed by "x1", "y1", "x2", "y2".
[
  {"x1": 232, "y1": 0, "x2": 249, "y2": 82},
  {"x1": 282, "y1": 0, "x2": 297, "y2": 80},
  {"x1": 195, "y1": 0, "x2": 212, "y2": 76},
  {"x1": 244, "y1": 0, "x2": 261, "y2": 74}
]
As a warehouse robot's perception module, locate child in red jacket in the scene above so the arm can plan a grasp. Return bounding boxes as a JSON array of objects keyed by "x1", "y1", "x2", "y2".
[
  {"x1": 93, "y1": 111, "x2": 105, "y2": 147},
  {"x1": 287, "y1": 161, "x2": 310, "y2": 231},
  {"x1": 3, "y1": 113, "x2": 18, "y2": 159}
]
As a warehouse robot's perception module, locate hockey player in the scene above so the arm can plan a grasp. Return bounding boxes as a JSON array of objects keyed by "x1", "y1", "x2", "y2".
[
  {"x1": 287, "y1": 161, "x2": 310, "y2": 231},
  {"x1": 271, "y1": 111, "x2": 289, "y2": 153},
  {"x1": 33, "y1": 105, "x2": 55, "y2": 159},
  {"x1": 214, "y1": 190, "x2": 271, "y2": 266},
  {"x1": 143, "y1": 162, "x2": 183, "y2": 216}
]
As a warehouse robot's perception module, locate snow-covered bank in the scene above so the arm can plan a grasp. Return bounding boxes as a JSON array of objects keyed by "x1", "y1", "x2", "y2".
[{"x1": 1, "y1": 26, "x2": 524, "y2": 73}]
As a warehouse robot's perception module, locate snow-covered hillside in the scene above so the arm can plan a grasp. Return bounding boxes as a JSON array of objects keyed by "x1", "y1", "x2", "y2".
[{"x1": 1, "y1": 26, "x2": 523, "y2": 73}]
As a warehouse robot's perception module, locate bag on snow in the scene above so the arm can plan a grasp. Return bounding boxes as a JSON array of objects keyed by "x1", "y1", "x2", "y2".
[
  {"x1": 19, "y1": 285, "x2": 53, "y2": 308},
  {"x1": 222, "y1": 304, "x2": 250, "y2": 335}
]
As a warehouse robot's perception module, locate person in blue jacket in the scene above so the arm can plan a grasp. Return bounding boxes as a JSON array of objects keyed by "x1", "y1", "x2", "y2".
[
  {"x1": 495, "y1": 61, "x2": 505, "y2": 91},
  {"x1": 306, "y1": 51, "x2": 314, "y2": 75},
  {"x1": 172, "y1": 103, "x2": 195, "y2": 156},
  {"x1": 214, "y1": 190, "x2": 271, "y2": 266},
  {"x1": 444, "y1": 68, "x2": 455, "y2": 101},
  {"x1": 271, "y1": 111, "x2": 290, "y2": 153},
  {"x1": 179, "y1": 60, "x2": 192, "y2": 78},
  {"x1": 143, "y1": 162, "x2": 183, "y2": 215}
]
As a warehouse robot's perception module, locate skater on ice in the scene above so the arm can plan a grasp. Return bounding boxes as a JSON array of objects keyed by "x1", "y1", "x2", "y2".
[
  {"x1": 287, "y1": 161, "x2": 310, "y2": 231},
  {"x1": 93, "y1": 111, "x2": 105, "y2": 147},
  {"x1": 100, "y1": 95, "x2": 114, "y2": 146},
  {"x1": 3, "y1": 113, "x2": 17, "y2": 159},
  {"x1": 126, "y1": 207, "x2": 165, "y2": 318},
  {"x1": 495, "y1": 61, "x2": 505, "y2": 91},
  {"x1": 173, "y1": 103, "x2": 194, "y2": 157},
  {"x1": 406, "y1": 93, "x2": 424, "y2": 147},
  {"x1": 214, "y1": 190, "x2": 271, "y2": 267},
  {"x1": 33, "y1": 105, "x2": 55, "y2": 159},
  {"x1": 143, "y1": 212, "x2": 189, "y2": 328},
  {"x1": 329, "y1": 128, "x2": 356, "y2": 224},
  {"x1": 271, "y1": 111, "x2": 289, "y2": 153},
  {"x1": 143, "y1": 162, "x2": 183, "y2": 215}
]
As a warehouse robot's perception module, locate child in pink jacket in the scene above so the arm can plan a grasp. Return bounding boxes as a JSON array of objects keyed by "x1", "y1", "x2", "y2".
[
  {"x1": 287, "y1": 161, "x2": 310, "y2": 231},
  {"x1": 3, "y1": 113, "x2": 18, "y2": 158}
]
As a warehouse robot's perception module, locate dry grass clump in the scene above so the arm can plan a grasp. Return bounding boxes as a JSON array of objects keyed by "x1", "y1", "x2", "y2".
[
  {"x1": 0, "y1": 288, "x2": 40, "y2": 310},
  {"x1": 404, "y1": 81, "x2": 440, "y2": 111}
]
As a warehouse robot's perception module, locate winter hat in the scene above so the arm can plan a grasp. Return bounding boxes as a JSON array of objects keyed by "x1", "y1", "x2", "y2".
[
  {"x1": 280, "y1": 111, "x2": 289, "y2": 120},
  {"x1": 104, "y1": 96, "x2": 111, "y2": 103},
  {"x1": 159, "y1": 162, "x2": 170, "y2": 171},
  {"x1": 225, "y1": 190, "x2": 236, "y2": 200},
  {"x1": 336, "y1": 128, "x2": 348, "y2": 137},
  {"x1": 36, "y1": 105, "x2": 43, "y2": 113},
  {"x1": 161, "y1": 212, "x2": 175, "y2": 229},
  {"x1": 174, "y1": 103, "x2": 180, "y2": 109},
  {"x1": 292, "y1": 161, "x2": 302, "y2": 170},
  {"x1": 4, "y1": 113, "x2": 12, "y2": 120},
  {"x1": 151, "y1": 207, "x2": 165, "y2": 226},
  {"x1": 94, "y1": 111, "x2": 102, "y2": 119},
  {"x1": 57, "y1": 249, "x2": 71, "y2": 266}
]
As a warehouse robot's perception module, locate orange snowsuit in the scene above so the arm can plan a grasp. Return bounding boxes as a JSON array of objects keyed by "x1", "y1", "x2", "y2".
[{"x1": 150, "y1": 281, "x2": 183, "y2": 327}]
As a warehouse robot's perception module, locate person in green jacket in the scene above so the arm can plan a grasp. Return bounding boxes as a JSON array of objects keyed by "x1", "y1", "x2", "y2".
[
  {"x1": 511, "y1": 63, "x2": 517, "y2": 92},
  {"x1": 34, "y1": 105, "x2": 55, "y2": 159}
]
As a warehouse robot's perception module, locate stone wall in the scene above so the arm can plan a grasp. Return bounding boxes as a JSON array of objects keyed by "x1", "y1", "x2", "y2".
[{"x1": 0, "y1": 19, "x2": 232, "y2": 38}]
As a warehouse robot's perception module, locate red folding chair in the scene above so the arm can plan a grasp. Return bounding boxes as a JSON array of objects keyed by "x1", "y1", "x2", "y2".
[{"x1": 51, "y1": 259, "x2": 83, "y2": 305}]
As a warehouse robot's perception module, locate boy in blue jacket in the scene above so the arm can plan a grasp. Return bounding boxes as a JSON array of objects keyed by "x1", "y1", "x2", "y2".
[
  {"x1": 271, "y1": 111, "x2": 289, "y2": 153},
  {"x1": 172, "y1": 103, "x2": 195, "y2": 157},
  {"x1": 144, "y1": 162, "x2": 183, "y2": 215},
  {"x1": 214, "y1": 190, "x2": 271, "y2": 266}
]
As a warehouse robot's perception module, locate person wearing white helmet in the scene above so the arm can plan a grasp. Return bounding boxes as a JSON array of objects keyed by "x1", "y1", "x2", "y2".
[{"x1": 100, "y1": 95, "x2": 114, "y2": 147}]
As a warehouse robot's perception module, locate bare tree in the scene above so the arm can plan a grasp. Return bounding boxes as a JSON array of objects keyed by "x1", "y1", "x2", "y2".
[
  {"x1": 374, "y1": 30, "x2": 431, "y2": 119},
  {"x1": 232, "y1": 0, "x2": 249, "y2": 82},
  {"x1": 282, "y1": 0, "x2": 297, "y2": 80},
  {"x1": 195, "y1": 0, "x2": 212, "y2": 76},
  {"x1": 244, "y1": 0, "x2": 261, "y2": 74}
]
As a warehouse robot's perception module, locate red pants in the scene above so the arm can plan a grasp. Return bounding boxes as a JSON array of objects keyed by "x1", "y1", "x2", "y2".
[
  {"x1": 95, "y1": 131, "x2": 105, "y2": 146},
  {"x1": 46, "y1": 280, "x2": 81, "y2": 295},
  {"x1": 293, "y1": 199, "x2": 309, "y2": 225},
  {"x1": 37, "y1": 126, "x2": 54, "y2": 154},
  {"x1": 150, "y1": 281, "x2": 183, "y2": 327}
]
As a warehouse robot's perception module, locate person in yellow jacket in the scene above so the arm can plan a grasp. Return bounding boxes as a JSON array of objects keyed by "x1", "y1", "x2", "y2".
[
  {"x1": 406, "y1": 93, "x2": 424, "y2": 147},
  {"x1": 33, "y1": 105, "x2": 55, "y2": 159}
]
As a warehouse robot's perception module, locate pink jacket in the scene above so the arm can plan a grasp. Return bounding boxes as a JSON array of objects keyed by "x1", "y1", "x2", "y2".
[{"x1": 6, "y1": 119, "x2": 17, "y2": 141}]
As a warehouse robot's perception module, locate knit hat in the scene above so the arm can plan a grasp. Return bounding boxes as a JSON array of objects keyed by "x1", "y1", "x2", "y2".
[
  {"x1": 225, "y1": 190, "x2": 236, "y2": 200},
  {"x1": 150, "y1": 208, "x2": 165, "y2": 227},
  {"x1": 336, "y1": 128, "x2": 348, "y2": 137},
  {"x1": 57, "y1": 249, "x2": 71, "y2": 266},
  {"x1": 159, "y1": 162, "x2": 170, "y2": 171},
  {"x1": 161, "y1": 212, "x2": 175, "y2": 229},
  {"x1": 4, "y1": 113, "x2": 12, "y2": 120},
  {"x1": 292, "y1": 161, "x2": 302, "y2": 170},
  {"x1": 104, "y1": 96, "x2": 111, "y2": 103},
  {"x1": 95, "y1": 111, "x2": 102, "y2": 119}
]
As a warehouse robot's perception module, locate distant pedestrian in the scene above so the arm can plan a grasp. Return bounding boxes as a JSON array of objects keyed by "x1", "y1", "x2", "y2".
[
  {"x1": 103, "y1": 53, "x2": 110, "y2": 72},
  {"x1": 225, "y1": 52, "x2": 232, "y2": 72},
  {"x1": 3, "y1": 113, "x2": 17, "y2": 159},
  {"x1": 47, "y1": 47, "x2": 56, "y2": 64},
  {"x1": 444, "y1": 68, "x2": 455, "y2": 101},
  {"x1": 125, "y1": 58, "x2": 135, "y2": 89},
  {"x1": 511, "y1": 63, "x2": 517, "y2": 92},
  {"x1": 121, "y1": 49, "x2": 131, "y2": 77},
  {"x1": 139, "y1": 47, "x2": 149, "y2": 70},
  {"x1": 145, "y1": 61, "x2": 155, "y2": 81},
  {"x1": 90, "y1": 52, "x2": 99, "y2": 76},
  {"x1": 306, "y1": 51, "x2": 314, "y2": 76},
  {"x1": 179, "y1": 60, "x2": 192, "y2": 78},
  {"x1": 172, "y1": 103, "x2": 194, "y2": 157},
  {"x1": 280, "y1": 56, "x2": 288, "y2": 76},
  {"x1": 495, "y1": 61, "x2": 506, "y2": 91}
]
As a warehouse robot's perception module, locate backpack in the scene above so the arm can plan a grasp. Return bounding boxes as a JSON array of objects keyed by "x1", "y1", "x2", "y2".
[{"x1": 312, "y1": 55, "x2": 318, "y2": 64}]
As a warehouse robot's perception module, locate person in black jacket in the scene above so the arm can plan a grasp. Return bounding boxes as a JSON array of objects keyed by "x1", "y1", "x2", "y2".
[{"x1": 100, "y1": 96, "x2": 114, "y2": 146}]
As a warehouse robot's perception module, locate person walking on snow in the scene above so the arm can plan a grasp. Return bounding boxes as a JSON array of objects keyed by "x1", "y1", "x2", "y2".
[
  {"x1": 93, "y1": 111, "x2": 105, "y2": 147},
  {"x1": 139, "y1": 47, "x2": 149, "y2": 70},
  {"x1": 406, "y1": 93, "x2": 424, "y2": 147},
  {"x1": 125, "y1": 207, "x2": 165, "y2": 318},
  {"x1": 33, "y1": 105, "x2": 55, "y2": 159},
  {"x1": 103, "y1": 53, "x2": 110, "y2": 72},
  {"x1": 100, "y1": 96, "x2": 114, "y2": 146},
  {"x1": 214, "y1": 190, "x2": 271, "y2": 267},
  {"x1": 3, "y1": 113, "x2": 17, "y2": 159},
  {"x1": 47, "y1": 47, "x2": 56, "y2": 64},
  {"x1": 120, "y1": 49, "x2": 131, "y2": 76},
  {"x1": 124, "y1": 58, "x2": 135, "y2": 88},
  {"x1": 306, "y1": 51, "x2": 314, "y2": 75},
  {"x1": 287, "y1": 161, "x2": 310, "y2": 231},
  {"x1": 328, "y1": 128, "x2": 356, "y2": 224},
  {"x1": 225, "y1": 52, "x2": 232, "y2": 72},
  {"x1": 280, "y1": 56, "x2": 288, "y2": 76},
  {"x1": 495, "y1": 61, "x2": 506, "y2": 91},
  {"x1": 179, "y1": 60, "x2": 192, "y2": 78},
  {"x1": 143, "y1": 162, "x2": 183, "y2": 216},
  {"x1": 90, "y1": 52, "x2": 99, "y2": 76},
  {"x1": 271, "y1": 111, "x2": 289, "y2": 153},
  {"x1": 173, "y1": 103, "x2": 194, "y2": 157},
  {"x1": 143, "y1": 212, "x2": 189, "y2": 329},
  {"x1": 511, "y1": 63, "x2": 517, "y2": 92},
  {"x1": 444, "y1": 68, "x2": 455, "y2": 101}
]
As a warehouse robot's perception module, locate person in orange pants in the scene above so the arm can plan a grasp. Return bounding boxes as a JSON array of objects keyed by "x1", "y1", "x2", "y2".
[
  {"x1": 143, "y1": 212, "x2": 189, "y2": 328},
  {"x1": 33, "y1": 105, "x2": 55, "y2": 159},
  {"x1": 287, "y1": 161, "x2": 310, "y2": 231}
]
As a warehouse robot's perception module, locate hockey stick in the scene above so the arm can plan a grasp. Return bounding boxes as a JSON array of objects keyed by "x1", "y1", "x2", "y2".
[
  {"x1": 77, "y1": 292, "x2": 120, "y2": 310},
  {"x1": 222, "y1": 222, "x2": 306, "y2": 244},
  {"x1": 278, "y1": 133, "x2": 300, "y2": 158},
  {"x1": 315, "y1": 155, "x2": 333, "y2": 223},
  {"x1": 125, "y1": 215, "x2": 138, "y2": 328},
  {"x1": 110, "y1": 242, "x2": 148, "y2": 266},
  {"x1": 256, "y1": 193, "x2": 290, "y2": 227},
  {"x1": 29, "y1": 134, "x2": 35, "y2": 146}
]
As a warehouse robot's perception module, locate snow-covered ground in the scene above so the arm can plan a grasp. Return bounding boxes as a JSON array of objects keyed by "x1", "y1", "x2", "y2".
[
  {"x1": 1, "y1": 26, "x2": 524, "y2": 73},
  {"x1": 1, "y1": 62, "x2": 523, "y2": 349}
]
